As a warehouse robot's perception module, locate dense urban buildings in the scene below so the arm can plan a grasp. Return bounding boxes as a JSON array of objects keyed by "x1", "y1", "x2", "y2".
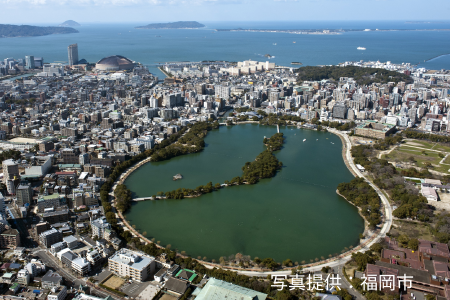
[{"x1": 0, "y1": 49, "x2": 450, "y2": 300}]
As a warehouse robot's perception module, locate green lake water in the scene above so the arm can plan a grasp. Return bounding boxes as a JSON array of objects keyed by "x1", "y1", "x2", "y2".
[{"x1": 124, "y1": 124, "x2": 364, "y2": 263}]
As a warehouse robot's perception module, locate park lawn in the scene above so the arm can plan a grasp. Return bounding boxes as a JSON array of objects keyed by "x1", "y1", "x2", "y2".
[
  {"x1": 404, "y1": 140, "x2": 436, "y2": 149},
  {"x1": 404, "y1": 139, "x2": 450, "y2": 152},
  {"x1": 433, "y1": 144, "x2": 450, "y2": 152},
  {"x1": 385, "y1": 147, "x2": 450, "y2": 173},
  {"x1": 398, "y1": 146, "x2": 429, "y2": 153},
  {"x1": 390, "y1": 220, "x2": 435, "y2": 241},
  {"x1": 444, "y1": 155, "x2": 450, "y2": 165},
  {"x1": 432, "y1": 164, "x2": 450, "y2": 174}
]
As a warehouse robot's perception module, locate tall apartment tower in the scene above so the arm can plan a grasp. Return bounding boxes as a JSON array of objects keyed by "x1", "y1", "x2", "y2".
[
  {"x1": 2, "y1": 159, "x2": 19, "y2": 184},
  {"x1": 25, "y1": 56, "x2": 35, "y2": 69},
  {"x1": 68, "y1": 44, "x2": 79, "y2": 66}
]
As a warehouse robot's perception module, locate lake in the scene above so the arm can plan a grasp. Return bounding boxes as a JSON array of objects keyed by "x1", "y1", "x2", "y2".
[{"x1": 124, "y1": 124, "x2": 364, "y2": 263}]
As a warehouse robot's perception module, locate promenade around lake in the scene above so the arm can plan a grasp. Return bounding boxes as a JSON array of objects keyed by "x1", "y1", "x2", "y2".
[{"x1": 111, "y1": 124, "x2": 394, "y2": 272}]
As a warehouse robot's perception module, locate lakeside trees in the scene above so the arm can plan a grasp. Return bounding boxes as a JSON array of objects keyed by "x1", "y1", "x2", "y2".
[
  {"x1": 337, "y1": 178, "x2": 382, "y2": 229},
  {"x1": 242, "y1": 150, "x2": 283, "y2": 184},
  {"x1": 114, "y1": 184, "x2": 132, "y2": 213},
  {"x1": 404, "y1": 129, "x2": 450, "y2": 143},
  {"x1": 151, "y1": 122, "x2": 217, "y2": 162},
  {"x1": 350, "y1": 144, "x2": 431, "y2": 222}
]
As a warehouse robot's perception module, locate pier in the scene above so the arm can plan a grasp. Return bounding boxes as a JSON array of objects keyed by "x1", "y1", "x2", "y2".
[{"x1": 133, "y1": 197, "x2": 156, "y2": 201}]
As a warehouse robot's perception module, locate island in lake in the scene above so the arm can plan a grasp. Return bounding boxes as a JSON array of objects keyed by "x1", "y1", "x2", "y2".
[
  {"x1": 59, "y1": 20, "x2": 81, "y2": 27},
  {"x1": 136, "y1": 21, "x2": 205, "y2": 29},
  {"x1": 0, "y1": 24, "x2": 78, "y2": 38}
]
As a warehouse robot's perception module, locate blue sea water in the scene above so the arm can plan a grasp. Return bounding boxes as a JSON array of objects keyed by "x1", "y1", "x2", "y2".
[{"x1": 1, "y1": 21, "x2": 450, "y2": 76}]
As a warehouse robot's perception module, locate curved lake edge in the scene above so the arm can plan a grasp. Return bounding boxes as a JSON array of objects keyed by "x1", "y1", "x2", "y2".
[{"x1": 114, "y1": 124, "x2": 367, "y2": 269}]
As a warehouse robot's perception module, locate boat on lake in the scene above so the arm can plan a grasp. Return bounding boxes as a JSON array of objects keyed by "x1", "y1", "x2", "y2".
[
  {"x1": 357, "y1": 47, "x2": 366, "y2": 50},
  {"x1": 303, "y1": 139, "x2": 306, "y2": 142}
]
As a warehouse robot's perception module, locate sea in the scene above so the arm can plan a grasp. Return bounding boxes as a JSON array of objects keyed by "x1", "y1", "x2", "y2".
[{"x1": 1, "y1": 21, "x2": 450, "y2": 77}]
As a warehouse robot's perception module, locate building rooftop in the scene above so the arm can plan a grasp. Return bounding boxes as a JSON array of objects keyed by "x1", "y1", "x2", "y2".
[
  {"x1": 42, "y1": 270, "x2": 63, "y2": 283},
  {"x1": 356, "y1": 120, "x2": 395, "y2": 132},
  {"x1": 109, "y1": 248, "x2": 154, "y2": 271},
  {"x1": 194, "y1": 278, "x2": 267, "y2": 300},
  {"x1": 63, "y1": 235, "x2": 78, "y2": 244},
  {"x1": 38, "y1": 193, "x2": 61, "y2": 201},
  {"x1": 42, "y1": 209, "x2": 69, "y2": 218},
  {"x1": 40, "y1": 228, "x2": 60, "y2": 237},
  {"x1": 419, "y1": 239, "x2": 450, "y2": 258}
]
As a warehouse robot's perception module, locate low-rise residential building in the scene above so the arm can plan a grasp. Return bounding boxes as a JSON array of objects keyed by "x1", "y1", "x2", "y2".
[
  {"x1": 63, "y1": 235, "x2": 78, "y2": 249},
  {"x1": 42, "y1": 209, "x2": 70, "y2": 224},
  {"x1": 37, "y1": 193, "x2": 62, "y2": 212},
  {"x1": 16, "y1": 269, "x2": 31, "y2": 285},
  {"x1": 51, "y1": 241, "x2": 67, "y2": 255},
  {"x1": 91, "y1": 216, "x2": 110, "y2": 239},
  {"x1": 164, "y1": 277, "x2": 190, "y2": 297},
  {"x1": 39, "y1": 228, "x2": 63, "y2": 248},
  {"x1": 421, "y1": 186, "x2": 439, "y2": 201},
  {"x1": 47, "y1": 285, "x2": 67, "y2": 300},
  {"x1": 108, "y1": 248, "x2": 155, "y2": 282},
  {"x1": 0, "y1": 227, "x2": 20, "y2": 248},
  {"x1": 72, "y1": 257, "x2": 90, "y2": 276},
  {"x1": 86, "y1": 248, "x2": 103, "y2": 266},
  {"x1": 41, "y1": 270, "x2": 64, "y2": 289}
]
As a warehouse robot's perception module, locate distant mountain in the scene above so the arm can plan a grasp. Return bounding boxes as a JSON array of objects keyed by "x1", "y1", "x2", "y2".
[
  {"x1": 0, "y1": 24, "x2": 78, "y2": 38},
  {"x1": 59, "y1": 20, "x2": 81, "y2": 27},
  {"x1": 136, "y1": 21, "x2": 205, "y2": 29}
]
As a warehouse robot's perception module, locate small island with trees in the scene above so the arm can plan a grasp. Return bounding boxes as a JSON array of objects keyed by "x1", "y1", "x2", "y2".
[
  {"x1": 0, "y1": 24, "x2": 78, "y2": 38},
  {"x1": 136, "y1": 21, "x2": 205, "y2": 29},
  {"x1": 161, "y1": 132, "x2": 284, "y2": 199},
  {"x1": 59, "y1": 20, "x2": 81, "y2": 27}
]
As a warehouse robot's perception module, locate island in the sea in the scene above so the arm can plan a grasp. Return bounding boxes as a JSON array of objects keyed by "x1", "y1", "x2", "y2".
[
  {"x1": 0, "y1": 24, "x2": 78, "y2": 38},
  {"x1": 59, "y1": 20, "x2": 81, "y2": 27},
  {"x1": 136, "y1": 21, "x2": 205, "y2": 29}
]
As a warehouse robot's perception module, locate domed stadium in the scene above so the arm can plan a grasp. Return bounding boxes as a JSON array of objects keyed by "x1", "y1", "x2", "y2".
[{"x1": 95, "y1": 55, "x2": 135, "y2": 71}]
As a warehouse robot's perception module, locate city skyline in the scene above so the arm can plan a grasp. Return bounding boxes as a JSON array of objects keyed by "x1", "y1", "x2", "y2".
[{"x1": 0, "y1": 0, "x2": 449, "y2": 24}]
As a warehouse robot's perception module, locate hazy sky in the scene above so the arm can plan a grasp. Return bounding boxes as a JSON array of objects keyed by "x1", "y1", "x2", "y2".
[{"x1": 0, "y1": 0, "x2": 449, "y2": 24}]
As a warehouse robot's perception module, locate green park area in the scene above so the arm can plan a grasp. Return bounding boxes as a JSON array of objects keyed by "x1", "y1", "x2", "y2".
[
  {"x1": 383, "y1": 140, "x2": 450, "y2": 174},
  {"x1": 389, "y1": 219, "x2": 435, "y2": 242}
]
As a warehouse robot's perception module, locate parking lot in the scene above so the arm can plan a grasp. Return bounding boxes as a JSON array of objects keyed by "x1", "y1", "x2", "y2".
[{"x1": 122, "y1": 281, "x2": 150, "y2": 297}]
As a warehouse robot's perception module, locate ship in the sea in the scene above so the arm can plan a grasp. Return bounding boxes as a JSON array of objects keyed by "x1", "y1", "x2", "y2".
[
  {"x1": 291, "y1": 62, "x2": 303, "y2": 65},
  {"x1": 357, "y1": 47, "x2": 366, "y2": 50}
]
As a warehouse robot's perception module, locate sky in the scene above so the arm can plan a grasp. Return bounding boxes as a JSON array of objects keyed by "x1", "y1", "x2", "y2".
[{"x1": 0, "y1": 0, "x2": 449, "y2": 24}]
